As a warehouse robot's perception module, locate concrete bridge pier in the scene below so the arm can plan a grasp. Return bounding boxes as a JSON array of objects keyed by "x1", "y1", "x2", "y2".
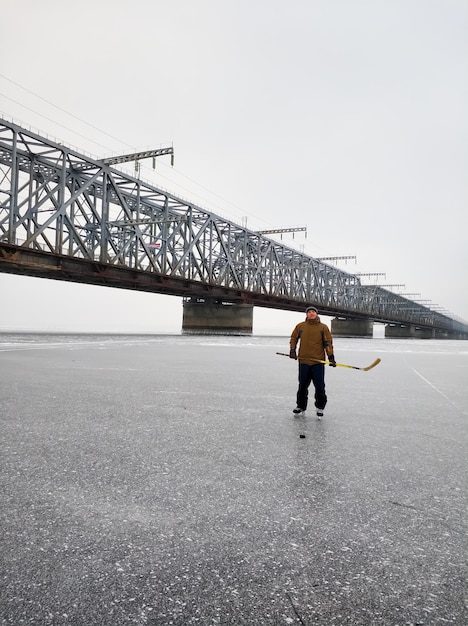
[
  {"x1": 182, "y1": 298, "x2": 253, "y2": 335},
  {"x1": 331, "y1": 318, "x2": 374, "y2": 338},
  {"x1": 414, "y1": 327, "x2": 436, "y2": 339},
  {"x1": 434, "y1": 329, "x2": 450, "y2": 339},
  {"x1": 385, "y1": 324, "x2": 416, "y2": 338}
]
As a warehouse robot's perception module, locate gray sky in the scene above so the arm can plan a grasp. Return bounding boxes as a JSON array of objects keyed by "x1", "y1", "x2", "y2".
[{"x1": 1, "y1": 0, "x2": 467, "y2": 333}]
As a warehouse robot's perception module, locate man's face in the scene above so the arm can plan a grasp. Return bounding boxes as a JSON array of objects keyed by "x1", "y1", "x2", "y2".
[{"x1": 307, "y1": 309, "x2": 318, "y2": 320}]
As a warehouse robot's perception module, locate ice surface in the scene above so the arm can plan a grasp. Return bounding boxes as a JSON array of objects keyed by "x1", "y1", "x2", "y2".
[{"x1": 0, "y1": 334, "x2": 467, "y2": 624}]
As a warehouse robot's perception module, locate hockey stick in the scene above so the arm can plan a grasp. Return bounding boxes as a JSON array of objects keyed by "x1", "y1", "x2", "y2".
[{"x1": 276, "y1": 352, "x2": 381, "y2": 372}]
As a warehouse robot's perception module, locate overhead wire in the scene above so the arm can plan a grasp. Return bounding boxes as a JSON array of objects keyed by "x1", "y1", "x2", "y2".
[
  {"x1": 0, "y1": 73, "x2": 131, "y2": 149},
  {"x1": 0, "y1": 93, "x2": 113, "y2": 155},
  {"x1": 0, "y1": 79, "x2": 257, "y2": 225},
  {"x1": 0, "y1": 73, "x2": 328, "y2": 254}
]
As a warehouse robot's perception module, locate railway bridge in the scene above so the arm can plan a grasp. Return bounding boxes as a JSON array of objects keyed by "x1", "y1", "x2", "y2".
[{"x1": 1, "y1": 118, "x2": 467, "y2": 339}]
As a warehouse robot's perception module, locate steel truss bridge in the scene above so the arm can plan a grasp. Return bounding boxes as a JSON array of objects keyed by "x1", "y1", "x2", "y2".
[{"x1": 0, "y1": 118, "x2": 467, "y2": 338}]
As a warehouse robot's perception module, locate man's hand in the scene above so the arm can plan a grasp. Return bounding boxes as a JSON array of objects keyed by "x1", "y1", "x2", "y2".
[
  {"x1": 289, "y1": 349, "x2": 297, "y2": 360},
  {"x1": 328, "y1": 354, "x2": 337, "y2": 367}
]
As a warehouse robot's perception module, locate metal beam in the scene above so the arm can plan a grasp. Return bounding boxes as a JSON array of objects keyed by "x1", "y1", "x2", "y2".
[
  {"x1": 255, "y1": 227, "x2": 307, "y2": 237},
  {"x1": 317, "y1": 256, "x2": 357, "y2": 263},
  {"x1": 101, "y1": 146, "x2": 174, "y2": 166},
  {"x1": 356, "y1": 272, "x2": 386, "y2": 279}
]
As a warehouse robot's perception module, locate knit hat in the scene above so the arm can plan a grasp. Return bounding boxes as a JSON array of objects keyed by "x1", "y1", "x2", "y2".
[{"x1": 305, "y1": 306, "x2": 318, "y2": 314}]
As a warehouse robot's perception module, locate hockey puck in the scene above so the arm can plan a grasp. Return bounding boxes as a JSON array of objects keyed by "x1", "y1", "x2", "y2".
[{"x1": 299, "y1": 434, "x2": 306, "y2": 438}]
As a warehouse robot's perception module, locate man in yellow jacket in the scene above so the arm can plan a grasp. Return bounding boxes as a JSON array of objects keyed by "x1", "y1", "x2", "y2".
[{"x1": 289, "y1": 306, "x2": 336, "y2": 417}]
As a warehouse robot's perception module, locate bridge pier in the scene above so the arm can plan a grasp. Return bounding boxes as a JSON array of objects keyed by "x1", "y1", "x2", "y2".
[
  {"x1": 182, "y1": 298, "x2": 253, "y2": 335},
  {"x1": 331, "y1": 318, "x2": 373, "y2": 338},
  {"x1": 414, "y1": 327, "x2": 436, "y2": 339},
  {"x1": 385, "y1": 324, "x2": 416, "y2": 338}
]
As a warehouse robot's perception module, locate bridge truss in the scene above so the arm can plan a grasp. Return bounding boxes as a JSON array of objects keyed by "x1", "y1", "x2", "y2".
[{"x1": 0, "y1": 118, "x2": 466, "y2": 336}]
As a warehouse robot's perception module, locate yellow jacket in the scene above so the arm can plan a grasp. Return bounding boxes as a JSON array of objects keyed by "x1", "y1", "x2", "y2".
[{"x1": 290, "y1": 317, "x2": 334, "y2": 364}]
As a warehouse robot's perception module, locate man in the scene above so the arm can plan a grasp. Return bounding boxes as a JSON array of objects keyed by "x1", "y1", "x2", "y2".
[{"x1": 289, "y1": 306, "x2": 336, "y2": 417}]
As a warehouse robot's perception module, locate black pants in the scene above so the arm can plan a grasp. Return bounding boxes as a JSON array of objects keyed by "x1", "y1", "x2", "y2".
[{"x1": 296, "y1": 363, "x2": 327, "y2": 411}]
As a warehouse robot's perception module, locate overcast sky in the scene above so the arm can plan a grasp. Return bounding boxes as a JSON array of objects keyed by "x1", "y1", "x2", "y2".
[{"x1": 1, "y1": 0, "x2": 467, "y2": 334}]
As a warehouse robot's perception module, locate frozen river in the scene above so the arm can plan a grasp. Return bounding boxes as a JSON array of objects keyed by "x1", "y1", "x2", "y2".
[{"x1": 0, "y1": 334, "x2": 467, "y2": 625}]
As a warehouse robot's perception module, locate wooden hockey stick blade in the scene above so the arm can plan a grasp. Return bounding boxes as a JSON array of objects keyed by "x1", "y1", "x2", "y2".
[
  {"x1": 275, "y1": 352, "x2": 381, "y2": 371},
  {"x1": 361, "y1": 358, "x2": 381, "y2": 371}
]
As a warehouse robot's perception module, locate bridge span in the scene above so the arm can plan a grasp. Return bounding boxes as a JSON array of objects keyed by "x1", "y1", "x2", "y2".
[{"x1": 1, "y1": 118, "x2": 467, "y2": 338}]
